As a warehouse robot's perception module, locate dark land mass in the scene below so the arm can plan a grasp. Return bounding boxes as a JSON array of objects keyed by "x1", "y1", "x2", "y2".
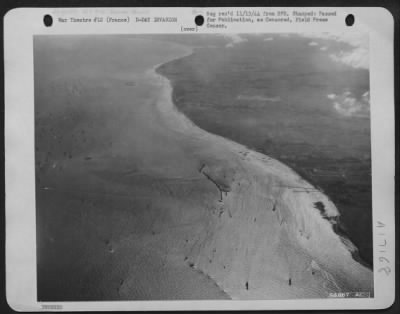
[{"x1": 157, "y1": 35, "x2": 372, "y2": 267}]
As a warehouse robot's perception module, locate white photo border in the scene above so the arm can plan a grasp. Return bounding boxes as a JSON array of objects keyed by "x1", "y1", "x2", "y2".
[{"x1": 4, "y1": 7, "x2": 395, "y2": 311}]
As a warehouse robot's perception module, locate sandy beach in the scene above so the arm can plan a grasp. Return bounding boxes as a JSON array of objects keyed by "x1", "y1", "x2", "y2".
[{"x1": 35, "y1": 36, "x2": 373, "y2": 300}]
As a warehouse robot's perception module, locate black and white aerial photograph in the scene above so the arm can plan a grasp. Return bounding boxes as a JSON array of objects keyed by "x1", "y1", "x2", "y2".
[{"x1": 34, "y1": 33, "x2": 373, "y2": 301}]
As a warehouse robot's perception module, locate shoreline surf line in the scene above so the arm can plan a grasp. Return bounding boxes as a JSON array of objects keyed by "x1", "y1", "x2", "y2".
[
  {"x1": 153, "y1": 46, "x2": 372, "y2": 271},
  {"x1": 148, "y1": 48, "x2": 373, "y2": 298}
]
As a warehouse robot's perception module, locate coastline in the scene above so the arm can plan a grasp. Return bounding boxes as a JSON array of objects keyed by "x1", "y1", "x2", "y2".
[
  {"x1": 150, "y1": 48, "x2": 373, "y2": 299},
  {"x1": 155, "y1": 47, "x2": 373, "y2": 270},
  {"x1": 154, "y1": 51, "x2": 368, "y2": 266}
]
